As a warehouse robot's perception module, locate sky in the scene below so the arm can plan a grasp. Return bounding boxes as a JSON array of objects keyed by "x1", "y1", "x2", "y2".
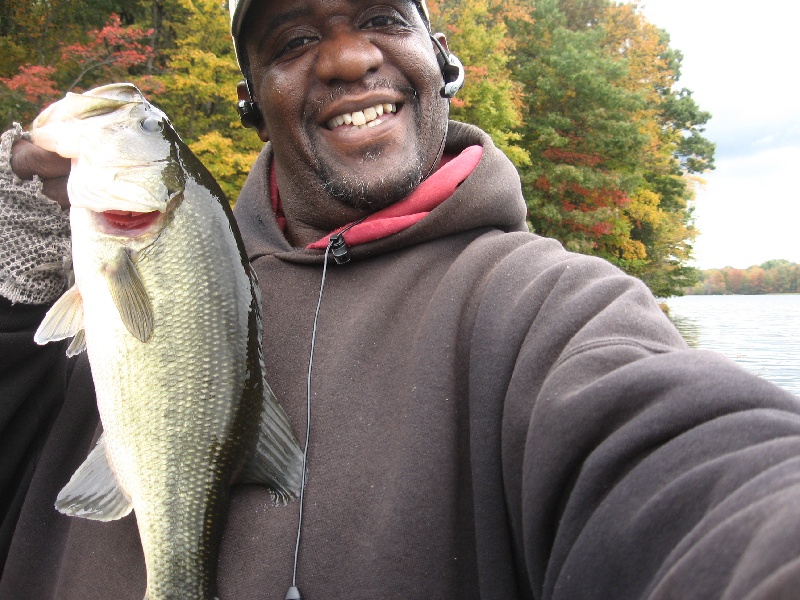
[{"x1": 632, "y1": 0, "x2": 800, "y2": 269}]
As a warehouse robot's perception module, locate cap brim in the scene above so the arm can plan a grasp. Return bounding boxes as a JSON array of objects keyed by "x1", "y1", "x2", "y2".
[{"x1": 230, "y1": 0, "x2": 251, "y2": 38}]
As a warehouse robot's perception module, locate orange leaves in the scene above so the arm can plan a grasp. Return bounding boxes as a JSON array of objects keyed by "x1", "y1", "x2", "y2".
[
  {"x1": 428, "y1": 0, "x2": 531, "y2": 166},
  {"x1": 465, "y1": 65, "x2": 490, "y2": 78}
]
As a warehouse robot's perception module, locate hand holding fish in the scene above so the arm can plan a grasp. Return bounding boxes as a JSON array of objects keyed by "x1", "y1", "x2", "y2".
[
  {"x1": 10, "y1": 138, "x2": 71, "y2": 207},
  {"x1": 30, "y1": 83, "x2": 304, "y2": 600}
]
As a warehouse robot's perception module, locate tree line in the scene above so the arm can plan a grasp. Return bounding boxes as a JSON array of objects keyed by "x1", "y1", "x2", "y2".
[
  {"x1": 687, "y1": 260, "x2": 800, "y2": 295},
  {"x1": 0, "y1": 0, "x2": 715, "y2": 297}
]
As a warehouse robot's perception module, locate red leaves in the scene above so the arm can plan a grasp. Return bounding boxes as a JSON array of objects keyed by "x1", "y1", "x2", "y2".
[
  {"x1": 64, "y1": 14, "x2": 153, "y2": 68},
  {"x1": 1, "y1": 14, "x2": 154, "y2": 119},
  {"x1": 61, "y1": 14, "x2": 154, "y2": 91},
  {"x1": 534, "y1": 175, "x2": 551, "y2": 191},
  {"x1": 1, "y1": 65, "x2": 60, "y2": 105},
  {"x1": 563, "y1": 183, "x2": 627, "y2": 210},
  {"x1": 590, "y1": 221, "x2": 613, "y2": 236},
  {"x1": 542, "y1": 146, "x2": 604, "y2": 167}
]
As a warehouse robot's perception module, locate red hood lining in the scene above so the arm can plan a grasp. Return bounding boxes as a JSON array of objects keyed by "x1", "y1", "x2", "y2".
[{"x1": 268, "y1": 145, "x2": 484, "y2": 250}]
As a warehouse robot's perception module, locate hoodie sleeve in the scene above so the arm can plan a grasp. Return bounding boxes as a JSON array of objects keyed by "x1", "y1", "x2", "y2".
[
  {"x1": 0, "y1": 295, "x2": 70, "y2": 571},
  {"x1": 0, "y1": 125, "x2": 71, "y2": 571},
  {"x1": 469, "y1": 237, "x2": 800, "y2": 599}
]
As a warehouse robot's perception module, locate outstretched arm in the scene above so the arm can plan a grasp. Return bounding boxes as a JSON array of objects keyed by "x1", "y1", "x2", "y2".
[{"x1": 468, "y1": 238, "x2": 800, "y2": 599}]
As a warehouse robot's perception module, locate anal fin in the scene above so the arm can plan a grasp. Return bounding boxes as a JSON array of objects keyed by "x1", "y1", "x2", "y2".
[{"x1": 56, "y1": 433, "x2": 133, "y2": 521}]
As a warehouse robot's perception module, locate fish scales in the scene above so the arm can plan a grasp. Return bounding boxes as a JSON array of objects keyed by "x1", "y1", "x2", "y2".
[
  {"x1": 31, "y1": 83, "x2": 303, "y2": 600},
  {"x1": 75, "y1": 182, "x2": 252, "y2": 597}
]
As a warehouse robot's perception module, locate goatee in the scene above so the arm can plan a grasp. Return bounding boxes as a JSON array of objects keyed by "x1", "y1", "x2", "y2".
[{"x1": 319, "y1": 155, "x2": 424, "y2": 211}]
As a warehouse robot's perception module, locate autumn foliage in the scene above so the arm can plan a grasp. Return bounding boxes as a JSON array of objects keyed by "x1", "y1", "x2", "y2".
[
  {"x1": 1, "y1": 12, "x2": 154, "y2": 124},
  {"x1": 1, "y1": 0, "x2": 716, "y2": 296},
  {"x1": 426, "y1": 0, "x2": 715, "y2": 296},
  {"x1": 688, "y1": 261, "x2": 800, "y2": 295},
  {"x1": 0, "y1": 0, "x2": 258, "y2": 201}
]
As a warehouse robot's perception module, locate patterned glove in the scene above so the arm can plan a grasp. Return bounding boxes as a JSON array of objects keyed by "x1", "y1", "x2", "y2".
[{"x1": 0, "y1": 124, "x2": 71, "y2": 305}]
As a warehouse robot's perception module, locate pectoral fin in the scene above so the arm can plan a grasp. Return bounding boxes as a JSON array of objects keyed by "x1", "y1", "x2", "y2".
[
  {"x1": 239, "y1": 381, "x2": 304, "y2": 505},
  {"x1": 34, "y1": 284, "x2": 84, "y2": 345},
  {"x1": 105, "y1": 249, "x2": 153, "y2": 342},
  {"x1": 56, "y1": 433, "x2": 133, "y2": 521}
]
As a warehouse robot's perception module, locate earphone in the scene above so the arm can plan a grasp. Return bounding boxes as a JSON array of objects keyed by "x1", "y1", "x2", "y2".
[
  {"x1": 430, "y1": 35, "x2": 465, "y2": 99},
  {"x1": 237, "y1": 98, "x2": 262, "y2": 129},
  {"x1": 237, "y1": 78, "x2": 263, "y2": 129}
]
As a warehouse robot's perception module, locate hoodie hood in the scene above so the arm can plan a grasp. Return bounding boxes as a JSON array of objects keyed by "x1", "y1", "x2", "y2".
[{"x1": 233, "y1": 120, "x2": 528, "y2": 265}]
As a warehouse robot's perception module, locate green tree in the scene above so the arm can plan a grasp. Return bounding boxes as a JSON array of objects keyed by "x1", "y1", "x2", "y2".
[
  {"x1": 506, "y1": 0, "x2": 713, "y2": 297},
  {"x1": 512, "y1": 0, "x2": 648, "y2": 261},
  {"x1": 429, "y1": 0, "x2": 530, "y2": 166},
  {"x1": 602, "y1": 2, "x2": 713, "y2": 295}
]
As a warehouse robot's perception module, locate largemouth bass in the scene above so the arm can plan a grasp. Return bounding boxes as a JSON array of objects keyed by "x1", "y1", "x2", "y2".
[{"x1": 31, "y1": 83, "x2": 304, "y2": 600}]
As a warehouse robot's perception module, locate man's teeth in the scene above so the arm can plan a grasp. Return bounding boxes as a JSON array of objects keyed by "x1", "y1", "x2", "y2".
[{"x1": 327, "y1": 103, "x2": 397, "y2": 130}]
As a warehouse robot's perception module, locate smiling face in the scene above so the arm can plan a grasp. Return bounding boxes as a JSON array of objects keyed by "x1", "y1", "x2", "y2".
[{"x1": 242, "y1": 0, "x2": 449, "y2": 243}]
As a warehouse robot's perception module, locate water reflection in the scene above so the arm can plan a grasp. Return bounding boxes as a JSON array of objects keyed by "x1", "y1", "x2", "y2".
[
  {"x1": 668, "y1": 313, "x2": 701, "y2": 349},
  {"x1": 664, "y1": 295, "x2": 800, "y2": 397}
]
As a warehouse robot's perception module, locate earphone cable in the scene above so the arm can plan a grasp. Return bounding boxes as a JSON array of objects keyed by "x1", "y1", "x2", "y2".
[{"x1": 289, "y1": 240, "x2": 333, "y2": 595}]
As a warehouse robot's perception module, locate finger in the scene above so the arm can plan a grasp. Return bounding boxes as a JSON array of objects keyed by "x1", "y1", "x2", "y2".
[
  {"x1": 42, "y1": 176, "x2": 71, "y2": 209},
  {"x1": 10, "y1": 139, "x2": 71, "y2": 181}
]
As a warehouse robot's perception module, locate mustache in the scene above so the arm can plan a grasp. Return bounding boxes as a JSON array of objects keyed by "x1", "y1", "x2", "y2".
[{"x1": 303, "y1": 79, "x2": 417, "y2": 121}]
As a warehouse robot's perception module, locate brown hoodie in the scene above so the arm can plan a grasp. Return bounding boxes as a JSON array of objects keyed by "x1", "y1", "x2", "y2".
[{"x1": 3, "y1": 122, "x2": 800, "y2": 599}]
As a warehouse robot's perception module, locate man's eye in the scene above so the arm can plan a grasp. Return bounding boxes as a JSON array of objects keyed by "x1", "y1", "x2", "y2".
[
  {"x1": 275, "y1": 34, "x2": 317, "y2": 58},
  {"x1": 363, "y1": 14, "x2": 404, "y2": 28},
  {"x1": 286, "y1": 36, "x2": 316, "y2": 51}
]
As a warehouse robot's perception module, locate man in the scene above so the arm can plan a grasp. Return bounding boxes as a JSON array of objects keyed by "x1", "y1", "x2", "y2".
[{"x1": 2, "y1": 0, "x2": 800, "y2": 598}]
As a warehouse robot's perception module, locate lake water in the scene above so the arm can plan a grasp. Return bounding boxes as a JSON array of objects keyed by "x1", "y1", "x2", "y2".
[{"x1": 664, "y1": 295, "x2": 800, "y2": 397}]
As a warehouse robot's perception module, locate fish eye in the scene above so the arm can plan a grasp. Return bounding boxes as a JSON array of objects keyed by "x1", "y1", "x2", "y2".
[{"x1": 140, "y1": 117, "x2": 164, "y2": 133}]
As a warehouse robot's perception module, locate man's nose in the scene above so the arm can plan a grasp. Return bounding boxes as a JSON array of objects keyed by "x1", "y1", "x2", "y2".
[{"x1": 314, "y1": 29, "x2": 383, "y2": 84}]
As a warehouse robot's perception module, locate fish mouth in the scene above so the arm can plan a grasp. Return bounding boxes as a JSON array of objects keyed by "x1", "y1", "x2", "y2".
[{"x1": 99, "y1": 210, "x2": 162, "y2": 235}]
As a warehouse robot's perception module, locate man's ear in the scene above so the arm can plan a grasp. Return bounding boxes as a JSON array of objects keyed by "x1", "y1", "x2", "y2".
[
  {"x1": 432, "y1": 32, "x2": 450, "y2": 55},
  {"x1": 236, "y1": 80, "x2": 269, "y2": 142}
]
